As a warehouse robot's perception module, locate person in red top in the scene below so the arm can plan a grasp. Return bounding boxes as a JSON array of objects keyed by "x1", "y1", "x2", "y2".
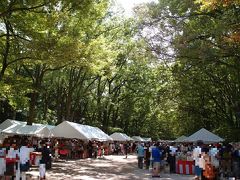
[{"x1": 5, "y1": 140, "x2": 19, "y2": 179}]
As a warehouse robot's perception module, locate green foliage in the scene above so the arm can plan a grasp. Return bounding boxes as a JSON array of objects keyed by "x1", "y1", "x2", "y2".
[
  {"x1": 137, "y1": 0, "x2": 240, "y2": 141},
  {"x1": 1, "y1": 0, "x2": 238, "y2": 141},
  {"x1": 108, "y1": 127, "x2": 124, "y2": 134}
]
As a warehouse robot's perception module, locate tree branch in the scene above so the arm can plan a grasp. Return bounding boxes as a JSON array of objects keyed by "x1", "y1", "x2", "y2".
[{"x1": 0, "y1": 3, "x2": 46, "y2": 18}]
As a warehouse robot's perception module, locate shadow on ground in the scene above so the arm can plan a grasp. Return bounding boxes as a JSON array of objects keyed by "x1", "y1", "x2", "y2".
[{"x1": 27, "y1": 155, "x2": 194, "y2": 180}]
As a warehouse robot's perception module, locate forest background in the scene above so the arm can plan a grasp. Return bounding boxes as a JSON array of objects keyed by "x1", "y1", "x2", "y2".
[{"x1": 0, "y1": 0, "x2": 239, "y2": 141}]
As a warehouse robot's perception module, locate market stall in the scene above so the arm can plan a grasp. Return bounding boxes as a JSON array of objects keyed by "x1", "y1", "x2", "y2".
[
  {"x1": 131, "y1": 136, "x2": 145, "y2": 142},
  {"x1": 52, "y1": 121, "x2": 112, "y2": 158},
  {"x1": 1, "y1": 124, "x2": 53, "y2": 138},
  {"x1": 175, "y1": 128, "x2": 224, "y2": 175},
  {"x1": 110, "y1": 132, "x2": 132, "y2": 142},
  {"x1": 183, "y1": 128, "x2": 224, "y2": 144},
  {"x1": 51, "y1": 121, "x2": 112, "y2": 141},
  {"x1": 0, "y1": 119, "x2": 26, "y2": 131},
  {"x1": 174, "y1": 135, "x2": 187, "y2": 143}
]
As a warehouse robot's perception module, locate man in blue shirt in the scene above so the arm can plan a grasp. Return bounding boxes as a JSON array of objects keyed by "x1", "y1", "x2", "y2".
[
  {"x1": 151, "y1": 143, "x2": 162, "y2": 177},
  {"x1": 137, "y1": 143, "x2": 144, "y2": 169}
]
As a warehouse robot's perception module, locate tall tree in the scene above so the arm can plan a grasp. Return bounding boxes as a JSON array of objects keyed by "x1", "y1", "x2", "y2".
[{"x1": 137, "y1": 0, "x2": 240, "y2": 141}]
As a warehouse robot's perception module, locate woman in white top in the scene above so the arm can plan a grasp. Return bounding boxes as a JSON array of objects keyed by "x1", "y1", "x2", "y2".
[
  {"x1": 5, "y1": 141, "x2": 19, "y2": 179},
  {"x1": 18, "y1": 140, "x2": 30, "y2": 180}
]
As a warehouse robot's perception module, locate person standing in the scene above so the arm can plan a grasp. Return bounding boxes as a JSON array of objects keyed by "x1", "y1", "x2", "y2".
[
  {"x1": 39, "y1": 141, "x2": 52, "y2": 180},
  {"x1": 151, "y1": 143, "x2": 162, "y2": 178},
  {"x1": 18, "y1": 140, "x2": 30, "y2": 180},
  {"x1": 137, "y1": 143, "x2": 144, "y2": 169},
  {"x1": 144, "y1": 143, "x2": 151, "y2": 169},
  {"x1": 54, "y1": 140, "x2": 59, "y2": 160},
  {"x1": 202, "y1": 149, "x2": 215, "y2": 180},
  {"x1": 169, "y1": 143, "x2": 177, "y2": 173},
  {"x1": 193, "y1": 141, "x2": 203, "y2": 180},
  {"x1": 220, "y1": 143, "x2": 232, "y2": 178},
  {"x1": 232, "y1": 144, "x2": 240, "y2": 179},
  {"x1": 0, "y1": 143, "x2": 6, "y2": 179},
  {"x1": 88, "y1": 141, "x2": 93, "y2": 158},
  {"x1": 92, "y1": 141, "x2": 98, "y2": 158},
  {"x1": 124, "y1": 142, "x2": 129, "y2": 159},
  {"x1": 5, "y1": 141, "x2": 18, "y2": 180}
]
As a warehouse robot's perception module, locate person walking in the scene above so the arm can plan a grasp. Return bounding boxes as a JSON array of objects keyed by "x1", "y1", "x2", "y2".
[
  {"x1": 137, "y1": 143, "x2": 144, "y2": 169},
  {"x1": 124, "y1": 143, "x2": 129, "y2": 159}
]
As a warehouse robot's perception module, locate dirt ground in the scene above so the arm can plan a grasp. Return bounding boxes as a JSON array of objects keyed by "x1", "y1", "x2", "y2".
[{"x1": 27, "y1": 155, "x2": 194, "y2": 180}]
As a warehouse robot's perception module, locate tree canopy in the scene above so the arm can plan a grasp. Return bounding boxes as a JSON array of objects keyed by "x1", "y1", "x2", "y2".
[{"x1": 0, "y1": 0, "x2": 239, "y2": 141}]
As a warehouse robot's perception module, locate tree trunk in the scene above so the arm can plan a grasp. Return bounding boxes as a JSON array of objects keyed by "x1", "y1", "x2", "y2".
[
  {"x1": 27, "y1": 92, "x2": 38, "y2": 125},
  {"x1": 43, "y1": 92, "x2": 48, "y2": 121},
  {"x1": 56, "y1": 85, "x2": 64, "y2": 125},
  {"x1": 0, "y1": 19, "x2": 10, "y2": 81},
  {"x1": 66, "y1": 93, "x2": 72, "y2": 121}
]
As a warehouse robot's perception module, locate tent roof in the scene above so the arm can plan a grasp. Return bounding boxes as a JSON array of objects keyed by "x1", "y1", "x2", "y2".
[
  {"x1": 158, "y1": 139, "x2": 174, "y2": 143},
  {"x1": 132, "y1": 136, "x2": 145, "y2": 142},
  {"x1": 142, "y1": 137, "x2": 152, "y2": 142},
  {"x1": 174, "y1": 135, "x2": 187, "y2": 142},
  {"x1": 0, "y1": 119, "x2": 55, "y2": 131},
  {"x1": 0, "y1": 119, "x2": 26, "y2": 131},
  {"x1": 0, "y1": 129, "x2": 7, "y2": 143},
  {"x1": 33, "y1": 123, "x2": 55, "y2": 130},
  {"x1": 93, "y1": 127, "x2": 113, "y2": 141},
  {"x1": 110, "y1": 132, "x2": 132, "y2": 141},
  {"x1": 1, "y1": 124, "x2": 52, "y2": 138},
  {"x1": 52, "y1": 121, "x2": 112, "y2": 141},
  {"x1": 183, "y1": 128, "x2": 224, "y2": 143}
]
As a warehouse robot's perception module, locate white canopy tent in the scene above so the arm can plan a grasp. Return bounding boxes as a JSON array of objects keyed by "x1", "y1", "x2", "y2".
[
  {"x1": 0, "y1": 119, "x2": 55, "y2": 131},
  {"x1": 33, "y1": 123, "x2": 55, "y2": 130},
  {"x1": 93, "y1": 127, "x2": 113, "y2": 141},
  {"x1": 51, "y1": 121, "x2": 112, "y2": 141},
  {"x1": 142, "y1": 137, "x2": 152, "y2": 142},
  {"x1": 132, "y1": 136, "x2": 145, "y2": 142},
  {"x1": 1, "y1": 124, "x2": 52, "y2": 138},
  {"x1": 174, "y1": 135, "x2": 187, "y2": 143},
  {"x1": 0, "y1": 119, "x2": 26, "y2": 131},
  {"x1": 183, "y1": 128, "x2": 224, "y2": 143},
  {"x1": 110, "y1": 132, "x2": 132, "y2": 142},
  {"x1": 0, "y1": 129, "x2": 7, "y2": 144}
]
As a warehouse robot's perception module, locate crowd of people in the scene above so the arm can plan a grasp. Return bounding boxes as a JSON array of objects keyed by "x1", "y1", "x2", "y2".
[
  {"x1": 0, "y1": 136, "x2": 51, "y2": 180},
  {"x1": 0, "y1": 134, "x2": 240, "y2": 180},
  {"x1": 135, "y1": 141, "x2": 240, "y2": 179},
  {"x1": 0, "y1": 135, "x2": 135, "y2": 179}
]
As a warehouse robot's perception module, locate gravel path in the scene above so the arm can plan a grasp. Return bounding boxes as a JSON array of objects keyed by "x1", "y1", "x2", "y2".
[{"x1": 27, "y1": 155, "x2": 194, "y2": 180}]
